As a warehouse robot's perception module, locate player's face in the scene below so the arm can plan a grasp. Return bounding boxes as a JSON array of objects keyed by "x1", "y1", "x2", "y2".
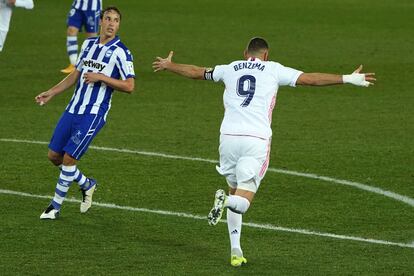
[{"x1": 100, "y1": 10, "x2": 120, "y2": 38}]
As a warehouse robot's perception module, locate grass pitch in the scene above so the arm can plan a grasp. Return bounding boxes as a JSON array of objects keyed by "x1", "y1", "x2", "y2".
[{"x1": 0, "y1": 0, "x2": 413, "y2": 274}]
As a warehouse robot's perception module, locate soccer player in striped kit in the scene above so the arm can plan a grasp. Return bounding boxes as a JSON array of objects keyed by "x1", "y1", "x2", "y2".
[
  {"x1": 153, "y1": 37, "x2": 375, "y2": 266},
  {"x1": 61, "y1": 0, "x2": 102, "y2": 74},
  {"x1": 35, "y1": 6, "x2": 135, "y2": 219}
]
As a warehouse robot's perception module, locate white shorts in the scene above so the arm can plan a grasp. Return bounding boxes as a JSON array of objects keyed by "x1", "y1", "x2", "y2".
[{"x1": 216, "y1": 134, "x2": 271, "y2": 193}]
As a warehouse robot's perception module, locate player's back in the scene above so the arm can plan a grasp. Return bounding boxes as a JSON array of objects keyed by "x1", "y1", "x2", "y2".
[{"x1": 211, "y1": 57, "x2": 302, "y2": 139}]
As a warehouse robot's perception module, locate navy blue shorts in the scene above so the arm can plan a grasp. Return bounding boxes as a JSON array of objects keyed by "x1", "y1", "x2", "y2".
[
  {"x1": 67, "y1": 7, "x2": 100, "y2": 33},
  {"x1": 49, "y1": 112, "x2": 105, "y2": 160}
]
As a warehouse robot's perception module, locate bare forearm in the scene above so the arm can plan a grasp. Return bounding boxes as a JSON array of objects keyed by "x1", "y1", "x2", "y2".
[
  {"x1": 297, "y1": 73, "x2": 343, "y2": 86},
  {"x1": 297, "y1": 66, "x2": 375, "y2": 87},
  {"x1": 165, "y1": 62, "x2": 205, "y2": 80},
  {"x1": 99, "y1": 75, "x2": 135, "y2": 93},
  {"x1": 48, "y1": 71, "x2": 79, "y2": 95}
]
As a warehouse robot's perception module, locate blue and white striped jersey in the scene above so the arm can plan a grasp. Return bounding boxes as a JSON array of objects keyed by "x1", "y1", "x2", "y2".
[
  {"x1": 71, "y1": 0, "x2": 102, "y2": 11},
  {"x1": 66, "y1": 36, "x2": 135, "y2": 119}
]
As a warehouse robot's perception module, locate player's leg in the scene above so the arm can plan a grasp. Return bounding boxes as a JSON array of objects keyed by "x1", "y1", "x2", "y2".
[
  {"x1": 209, "y1": 136, "x2": 262, "y2": 225},
  {"x1": 226, "y1": 186, "x2": 247, "y2": 267},
  {"x1": 40, "y1": 112, "x2": 75, "y2": 219},
  {"x1": 48, "y1": 150, "x2": 63, "y2": 166},
  {"x1": 208, "y1": 134, "x2": 237, "y2": 225},
  {"x1": 64, "y1": 113, "x2": 105, "y2": 213},
  {"x1": 40, "y1": 153, "x2": 77, "y2": 219},
  {"x1": 62, "y1": 7, "x2": 82, "y2": 73},
  {"x1": 84, "y1": 9, "x2": 100, "y2": 38},
  {"x1": 0, "y1": 29, "x2": 7, "y2": 52},
  {"x1": 227, "y1": 138, "x2": 270, "y2": 266},
  {"x1": 223, "y1": 171, "x2": 257, "y2": 267},
  {"x1": 210, "y1": 136, "x2": 270, "y2": 266},
  {"x1": 0, "y1": 5, "x2": 12, "y2": 52}
]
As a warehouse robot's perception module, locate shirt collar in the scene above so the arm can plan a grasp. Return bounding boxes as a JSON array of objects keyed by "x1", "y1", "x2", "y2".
[{"x1": 95, "y1": 36, "x2": 119, "y2": 46}]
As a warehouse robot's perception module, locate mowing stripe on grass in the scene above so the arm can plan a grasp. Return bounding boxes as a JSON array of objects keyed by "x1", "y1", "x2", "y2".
[
  {"x1": 0, "y1": 188, "x2": 413, "y2": 249},
  {"x1": 1, "y1": 138, "x2": 413, "y2": 208}
]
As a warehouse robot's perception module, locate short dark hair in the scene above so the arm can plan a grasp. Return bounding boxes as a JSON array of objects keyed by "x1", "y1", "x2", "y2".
[
  {"x1": 100, "y1": 6, "x2": 122, "y2": 20},
  {"x1": 246, "y1": 37, "x2": 269, "y2": 54}
]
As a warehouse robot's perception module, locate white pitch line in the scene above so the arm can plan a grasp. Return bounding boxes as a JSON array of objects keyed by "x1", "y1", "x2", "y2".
[
  {"x1": 0, "y1": 188, "x2": 413, "y2": 249},
  {"x1": 1, "y1": 138, "x2": 413, "y2": 208}
]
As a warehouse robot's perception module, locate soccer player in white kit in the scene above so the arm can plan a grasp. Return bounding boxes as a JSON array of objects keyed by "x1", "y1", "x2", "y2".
[
  {"x1": 152, "y1": 37, "x2": 376, "y2": 267},
  {"x1": 0, "y1": 0, "x2": 33, "y2": 52}
]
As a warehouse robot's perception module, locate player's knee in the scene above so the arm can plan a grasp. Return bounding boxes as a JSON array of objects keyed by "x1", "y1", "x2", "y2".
[
  {"x1": 47, "y1": 151, "x2": 62, "y2": 166},
  {"x1": 228, "y1": 195, "x2": 250, "y2": 214},
  {"x1": 67, "y1": 26, "x2": 79, "y2": 36}
]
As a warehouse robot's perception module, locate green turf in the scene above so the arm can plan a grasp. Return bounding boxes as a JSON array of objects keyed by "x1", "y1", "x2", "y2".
[{"x1": 0, "y1": 0, "x2": 413, "y2": 274}]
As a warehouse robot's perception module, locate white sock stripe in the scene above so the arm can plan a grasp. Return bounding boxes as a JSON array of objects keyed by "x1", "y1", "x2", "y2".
[
  {"x1": 62, "y1": 165, "x2": 76, "y2": 173},
  {"x1": 67, "y1": 45, "x2": 78, "y2": 51},
  {"x1": 60, "y1": 174, "x2": 73, "y2": 182},
  {"x1": 78, "y1": 175, "x2": 87, "y2": 185},
  {"x1": 67, "y1": 36, "x2": 77, "y2": 42},
  {"x1": 74, "y1": 169, "x2": 80, "y2": 179},
  {"x1": 53, "y1": 194, "x2": 65, "y2": 204},
  {"x1": 56, "y1": 184, "x2": 70, "y2": 193}
]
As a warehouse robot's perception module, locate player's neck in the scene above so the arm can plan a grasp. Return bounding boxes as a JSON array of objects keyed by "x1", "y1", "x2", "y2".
[
  {"x1": 99, "y1": 35, "x2": 116, "y2": 45},
  {"x1": 246, "y1": 55, "x2": 262, "y2": 61}
]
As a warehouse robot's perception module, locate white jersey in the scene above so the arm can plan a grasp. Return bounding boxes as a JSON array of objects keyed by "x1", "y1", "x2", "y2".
[
  {"x1": 205, "y1": 57, "x2": 302, "y2": 139},
  {"x1": 66, "y1": 36, "x2": 135, "y2": 119}
]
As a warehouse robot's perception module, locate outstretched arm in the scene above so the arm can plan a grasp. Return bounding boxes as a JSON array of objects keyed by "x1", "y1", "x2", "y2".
[
  {"x1": 297, "y1": 65, "x2": 376, "y2": 87},
  {"x1": 35, "y1": 70, "x2": 80, "y2": 106},
  {"x1": 152, "y1": 51, "x2": 206, "y2": 80}
]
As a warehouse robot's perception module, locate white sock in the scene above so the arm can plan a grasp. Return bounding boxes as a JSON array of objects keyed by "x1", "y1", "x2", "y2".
[
  {"x1": 73, "y1": 168, "x2": 89, "y2": 189},
  {"x1": 66, "y1": 35, "x2": 78, "y2": 65},
  {"x1": 227, "y1": 208, "x2": 242, "y2": 255},
  {"x1": 225, "y1": 195, "x2": 250, "y2": 214},
  {"x1": 51, "y1": 165, "x2": 76, "y2": 210}
]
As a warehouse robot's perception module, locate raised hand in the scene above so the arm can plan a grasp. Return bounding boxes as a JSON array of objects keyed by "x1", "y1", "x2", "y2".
[
  {"x1": 343, "y1": 65, "x2": 376, "y2": 87},
  {"x1": 152, "y1": 51, "x2": 174, "y2": 72}
]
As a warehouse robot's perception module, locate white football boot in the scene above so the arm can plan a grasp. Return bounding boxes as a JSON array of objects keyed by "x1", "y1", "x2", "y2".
[
  {"x1": 80, "y1": 178, "x2": 97, "y2": 213},
  {"x1": 40, "y1": 204, "x2": 60, "y2": 220},
  {"x1": 207, "y1": 189, "x2": 227, "y2": 226}
]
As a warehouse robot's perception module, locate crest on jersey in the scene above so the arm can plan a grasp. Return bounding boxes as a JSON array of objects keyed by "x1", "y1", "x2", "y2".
[{"x1": 105, "y1": 49, "x2": 114, "y2": 58}]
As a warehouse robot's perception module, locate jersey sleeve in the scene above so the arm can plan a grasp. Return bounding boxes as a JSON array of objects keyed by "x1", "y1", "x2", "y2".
[
  {"x1": 204, "y1": 65, "x2": 227, "y2": 82},
  {"x1": 115, "y1": 49, "x2": 135, "y2": 80},
  {"x1": 275, "y1": 63, "x2": 303, "y2": 87}
]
